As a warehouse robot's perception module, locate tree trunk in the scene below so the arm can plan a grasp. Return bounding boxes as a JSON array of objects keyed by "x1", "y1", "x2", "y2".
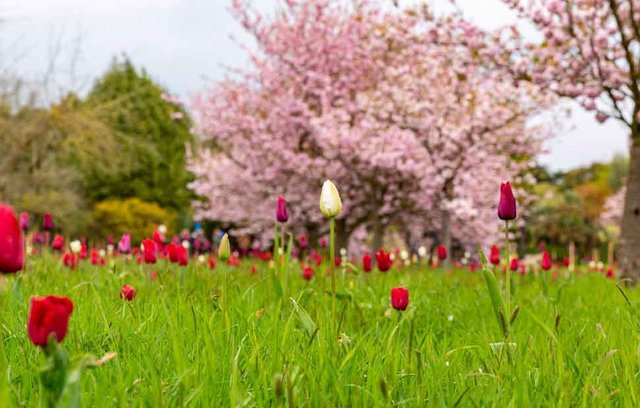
[
  {"x1": 371, "y1": 217, "x2": 384, "y2": 252},
  {"x1": 334, "y1": 218, "x2": 350, "y2": 256},
  {"x1": 441, "y1": 209, "x2": 451, "y2": 269},
  {"x1": 620, "y1": 133, "x2": 640, "y2": 283}
]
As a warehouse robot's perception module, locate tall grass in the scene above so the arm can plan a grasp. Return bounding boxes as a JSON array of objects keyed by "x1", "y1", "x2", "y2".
[{"x1": 0, "y1": 258, "x2": 637, "y2": 406}]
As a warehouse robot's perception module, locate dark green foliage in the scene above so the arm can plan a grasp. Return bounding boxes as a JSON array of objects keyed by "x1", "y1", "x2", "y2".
[{"x1": 82, "y1": 57, "x2": 195, "y2": 213}]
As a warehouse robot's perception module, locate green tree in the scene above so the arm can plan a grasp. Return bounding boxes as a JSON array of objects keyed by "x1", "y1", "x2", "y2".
[{"x1": 82, "y1": 57, "x2": 194, "y2": 213}]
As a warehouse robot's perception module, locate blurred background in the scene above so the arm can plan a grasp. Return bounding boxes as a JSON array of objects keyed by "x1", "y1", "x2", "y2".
[{"x1": 0, "y1": 0, "x2": 630, "y2": 262}]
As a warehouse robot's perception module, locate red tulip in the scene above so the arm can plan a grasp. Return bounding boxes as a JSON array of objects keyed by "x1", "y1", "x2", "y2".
[
  {"x1": 298, "y1": 235, "x2": 308, "y2": 249},
  {"x1": 302, "y1": 266, "x2": 313, "y2": 281},
  {"x1": 319, "y1": 237, "x2": 327, "y2": 248},
  {"x1": 150, "y1": 271, "x2": 159, "y2": 281},
  {"x1": 334, "y1": 256, "x2": 341, "y2": 267},
  {"x1": 375, "y1": 248, "x2": 392, "y2": 272},
  {"x1": 498, "y1": 182, "x2": 517, "y2": 221},
  {"x1": 27, "y1": 295, "x2": 74, "y2": 347},
  {"x1": 562, "y1": 257, "x2": 570, "y2": 267},
  {"x1": 490, "y1": 245, "x2": 501, "y2": 265},
  {"x1": 437, "y1": 245, "x2": 447, "y2": 261},
  {"x1": 0, "y1": 204, "x2": 24, "y2": 273},
  {"x1": 276, "y1": 195, "x2": 288, "y2": 223},
  {"x1": 519, "y1": 264, "x2": 527, "y2": 276},
  {"x1": 541, "y1": 251, "x2": 552, "y2": 271},
  {"x1": 208, "y1": 257, "x2": 216, "y2": 269},
  {"x1": 168, "y1": 243, "x2": 180, "y2": 263},
  {"x1": 142, "y1": 239, "x2": 156, "y2": 264},
  {"x1": 120, "y1": 284, "x2": 136, "y2": 301},
  {"x1": 390, "y1": 287, "x2": 409, "y2": 311},
  {"x1": 177, "y1": 245, "x2": 188, "y2": 266},
  {"x1": 90, "y1": 249, "x2": 101, "y2": 265},
  {"x1": 362, "y1": 253, "x2": 372, "y2": 272},
  {"x1": 250, "y1": 264, "x2": 258, "y2": 274},
  {"x1": 227, "y1": 255, "x2": 241, "y2": 266},
  {"x1": 606, "y1": 268, "x2": 615, "y2": 279},
  {"x1": 42, "y1": 213, "x2": 54, "y2": 231},
  {"x1": 62, "y1": 252, "x2": 78, "y2": 269},
  {"x1": 51, "y1": 235, "x2": 64, "y2": 252},
  {"x1": 509, "y1": 257, "x2": 519, "y2": 272}
]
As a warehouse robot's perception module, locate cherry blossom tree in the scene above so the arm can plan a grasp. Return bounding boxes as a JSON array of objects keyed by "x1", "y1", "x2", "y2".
[
  {"x1": 189, "y1": 0, "x2": 549, "y2": 254},
  {"x1": 500, "y1": 0, "x2": 640, "y2": 281}
]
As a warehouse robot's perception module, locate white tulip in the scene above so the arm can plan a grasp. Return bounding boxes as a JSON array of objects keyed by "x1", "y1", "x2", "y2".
[
  {"x1": 319, "y1": 180, "x2": 342, "y2": 218},
  {"x1": 69, "y1": 240, "x2": 82, "y2": 254}
]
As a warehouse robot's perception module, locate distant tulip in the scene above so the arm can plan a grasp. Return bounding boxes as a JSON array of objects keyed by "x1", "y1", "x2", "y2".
[
  {"x1": 437, "y1": 244, "x2": 447, "y2": 261},
  {"x1": 606, "y1": 268, "x2": 615, "y2": 279},
  {"x1": 375, "y1": 248, "x2": 392, "y2": 272},
  {"x1": 490, "y1": 245, "x2": 501, "y2": 265},
  {"x1": 118, "y1": 233, "x2": 131, "y2": 254},
  {"x1": 168, "y1": 243, "x2": 180, "y2": 263},
  {"x1": 42, "y1": 213, "x2": 54, "y2": 231},
  {"x1": 509, "y1": 258, "x2": 519, "y2": 272},
  {"x1": 51, "y1": 235, "x2": 64, "y2": 252},
  {"x1": 0, "y1": 204, "x2": 24, "y2": 273},
  {"x1": 541, "y1": 251, "x2": 552, "y2": 271},
  {"x1": 519, "y1": 264, "x2": 527, "y2": 276},
  {"x1": 150, "y1": 271, "x2": 159, "y2": 281},
  {"x1": 390, "y1": 287, "x2": 409, "y2": 311},
  {"x1": 69, "y1": 240, "x2": 82, "y2": 254},
  {"x1": 498, "y1": 182, "x2": 517, "y2": 221},
  {"x1": 142, "y1": 239, "x2": 156, "y2": 264},
  {"x1": 276, "y1": 195, "x2": 289, "y2": 223},
  {"x1": 562, "y1": 257, "x2": 570, "y2": 267},
  {"x1": 90, "y1": 249, "x2": 101, "y2": 265},
  {"x1": 362, "y1": 253, "x2": 372, "y2": 272},
  {"x1": 120, "y1": 285, "x2": 136, "y2": 301},
  {"x1": 250, "y1": 264, "x2": 258, "y2": 274},
  {"x1": 208, "y1": 257, "x2": 216, "y2": 269},
  {"x1": 218, "y1": 233, "x2": 231, "y2": 261},
  {"x1": 302, "y1": 266, "x2": 313, "y2": 281},
  {"x1": 32, "y1": 230, "x2": 43, "y2": 245},
  {"x1": 319, "y1": 180, "x2": 342, "y2": 218},
  {"x1": 298, "y1": 235, "x2": 308, "y2": 249},
  {"x1": 19, "y1": 211, "x2": 29, "y2": 231},
  {"x1": 227, "y1": 255, "x2": 241, "y2": 266},
  {"x1": 177, "y1": 245, "x2": 188, "y2": 266},
  {"x1": 62, "y1": 252, "x2": 78, "y2": 269},
  {"x1": 319, "y1": 237, "x2": 328, "y2": 248},
  {"x1": 27, "y1": 295, "x2": 73, "y2": 347},
  {"x1": 106, "y1": 235, "x2": 115, "y2": 246},
  {"x1": 334, "y1": 256, "x2": 341, "y2": 267}
]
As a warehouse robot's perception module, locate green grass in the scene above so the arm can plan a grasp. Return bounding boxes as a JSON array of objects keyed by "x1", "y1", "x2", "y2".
[{"x1": 1, "y1": 255, "x2": 639, "y2": 407}]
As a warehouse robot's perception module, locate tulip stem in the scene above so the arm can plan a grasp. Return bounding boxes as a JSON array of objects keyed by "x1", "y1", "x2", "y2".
[
  {"x1": 504, "y1": 220, "x2": 511, "y2": 336},
  {"x1": 330, "y1": 217, "x2": 336, "y2": 326}
]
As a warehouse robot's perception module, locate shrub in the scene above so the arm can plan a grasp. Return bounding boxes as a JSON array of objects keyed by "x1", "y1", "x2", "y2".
[{"x1": 91, "y1": 198, "x2": 175, "y2": 243}]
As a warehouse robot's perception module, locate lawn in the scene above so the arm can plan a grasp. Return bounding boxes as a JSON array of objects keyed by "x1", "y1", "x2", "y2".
[{"x1": 0, "y1": 256, "x2": 637, "y2": 407}]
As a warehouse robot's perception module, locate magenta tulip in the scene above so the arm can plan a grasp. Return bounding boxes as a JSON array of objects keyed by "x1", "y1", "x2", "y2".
[
  {"x1": 0, "y1": 203, "x2": 24, "y2": 273},
  {"x1": 498, "y1": 182, "x2": 517, "y2": 221}
]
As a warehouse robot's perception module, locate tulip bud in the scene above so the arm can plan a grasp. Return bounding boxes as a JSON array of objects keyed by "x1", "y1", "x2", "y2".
[
  {"x1": 319, "y1": 180, "x2": 342, "y2": 218},
  {"x1": 498, "y1": 182, "x2": 517, "y2": 221},
  {"x1": 218, "y1": 233, "x2": 231, "y2": 261},
  {"x1": 120, "y1": 284, "x2": 137, "y2": 301},
  {"x1": 541, "y1": 251, "x2": 552, "y2": 271},
  {"x1": 437, "y1": 245, "x2": 447, "y2": 261},
  {"x1": 276, "y1": 195, "x2": 289, "y2": 223},
  {"x1": 390, "y1": 287, "x2": 409, "y2": 311},
  {"x1": 69, "y1": 240, "x2": 82, "y2": 254},
  {"x1": 0, "y1": 203, "x2": 24, "y2": 273},
  {"x1": 509, "y1": 258, "x2": 519, "y2": 272},
  {"x1": 27, "y1": 295, "x2": 73, "y2": 347},
  {"x1": 19, "y1": 212, "x2": 29, "y2": 231},
  {"x1": 362, "y1": 253, "x2": 372, "y2": 272},
  {"x1": 42, "y1": 213, "x2": 54, "y2": 231}
]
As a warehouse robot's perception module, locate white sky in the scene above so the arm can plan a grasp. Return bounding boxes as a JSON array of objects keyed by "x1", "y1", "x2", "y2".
[{"x1": 0, "y1": 0, "x2": 629, "y2": 171}]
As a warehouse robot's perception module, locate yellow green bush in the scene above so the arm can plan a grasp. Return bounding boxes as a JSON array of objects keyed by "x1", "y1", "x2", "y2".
[{"x1": 91, "y1": 198, "x2": 175, "y2": 243}]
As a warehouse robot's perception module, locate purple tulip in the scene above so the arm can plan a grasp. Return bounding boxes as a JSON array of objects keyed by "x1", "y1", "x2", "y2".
[
  {"x1": 498, "y1": 182, "x2": 517, "y2": 221},
  {"x1": 276, "y1": 195, "x2": 288, "y2": 223},
  {"x1": 19, "y1": 212, "x2": 29, "y2": 231}
]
